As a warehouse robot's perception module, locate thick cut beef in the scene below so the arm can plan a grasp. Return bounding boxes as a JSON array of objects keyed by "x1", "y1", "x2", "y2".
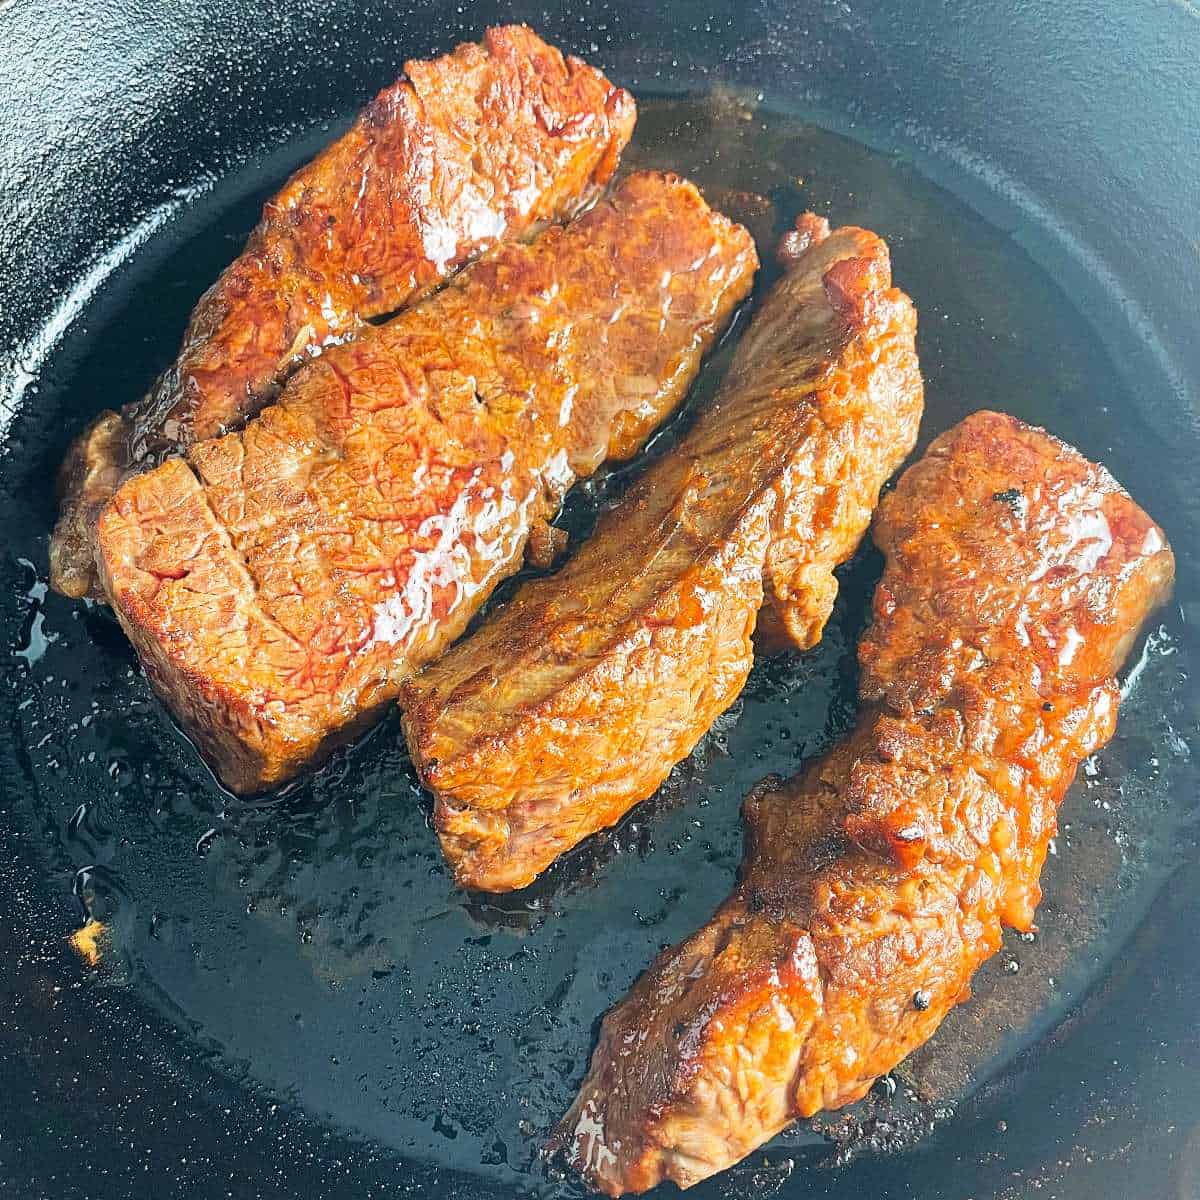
[
  {"x1": 554, "y1": 412, "x2": 1174, "y2": 1195},
  {"x1": 96, "y1": 172, "x2": 756, "y2": 794},
  {"x1": 402, "y1": 215, "x2": 923, "y2": 892},
  {"x1": 52, "y1": 25, "x2": 636, "y2": 598}
]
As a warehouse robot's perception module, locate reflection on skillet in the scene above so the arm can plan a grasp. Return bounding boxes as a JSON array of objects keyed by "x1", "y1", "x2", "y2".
[{"x1": 10, "y1": 91, "x2": 1198, "y2": 1195}]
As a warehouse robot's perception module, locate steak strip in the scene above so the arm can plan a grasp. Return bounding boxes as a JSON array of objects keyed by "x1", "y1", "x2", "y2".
[
  {"x1": 51, "y1": 24, "x2": 636, "y2": 598},
  {"x1": 402, "y1": 215, "x2": 923, "y2": 892},
  {"x1": 553, "y1": 411, "x2": 1174, "y2": 1195},
  {"x1": 96, "y1": 172, "x2": 756, "y2": 794}
]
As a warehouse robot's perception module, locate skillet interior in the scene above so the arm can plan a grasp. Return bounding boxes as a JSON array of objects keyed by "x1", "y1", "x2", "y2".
[{"x1": 2, "y1": 2, "x2": 1199, "y2": 1198}]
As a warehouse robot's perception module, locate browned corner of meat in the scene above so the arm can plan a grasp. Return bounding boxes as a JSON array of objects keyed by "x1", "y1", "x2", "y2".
[
  {"x1": 775, "y1": 210, "x2": 832, "y2": 268},
  {"x1": 49, "y1": 410, "x2": 129, "y2": 599},
  {"x1": 526, "y1": 519, "x2": 569, "y2": 570},
  {"x1": 49, "y1": 27, "x2": 637, "y2": 598},
  {"x1": 821, "y1": 250, "x2": 891, "y2": 327},
  {"x1": 556, "y1": 410, "x2": 1172, "y2": 1196}
]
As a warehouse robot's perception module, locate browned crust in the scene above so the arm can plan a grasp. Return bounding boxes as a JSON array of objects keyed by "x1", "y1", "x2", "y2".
[
  {"x1": 51, "y1": 25, "x2": 637, "y2": 598},
  {"x1": 97, "y1": 172, "x2": 756, "y2": 793},
  {"x1": 553, "y1": 411, "x2": 1174, "y2": 1195},
  {"x1": 401, "y1": 215, "x2": 923, "y2": 892}
]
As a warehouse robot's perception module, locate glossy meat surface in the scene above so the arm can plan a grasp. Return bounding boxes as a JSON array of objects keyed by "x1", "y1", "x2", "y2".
[
  {"x1": 402, "y1": 215, "x2": 923, "y2": 892},
  {"x1": 51, "y1": 24, "x2": 636, "y2": 598},
  {"x1": 555, "y1": 412, "x2": 1174, "y2": 1194},
  {"x1": 96, "y1": 172, "x2": 756, "y2": 793}
]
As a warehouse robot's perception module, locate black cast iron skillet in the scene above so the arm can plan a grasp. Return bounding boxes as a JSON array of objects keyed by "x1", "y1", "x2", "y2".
[{"x1": 3, "y1": 2, "x2": 1200, "y2": 1198}]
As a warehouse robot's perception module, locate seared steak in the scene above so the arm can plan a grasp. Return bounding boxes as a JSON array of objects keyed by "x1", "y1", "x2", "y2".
[
  {"x1": 96, "y1": 172, "x2": 756, "y2": 794},
  {"x1": 553, "y1": 412, "x2": 1174, "y2": 1195},
  {"x1": 402, "y1": 215, "x2": 923, "y2": 892},
  {"x1": 52, "y1": 25, "x2": 636, "y2": 598}
]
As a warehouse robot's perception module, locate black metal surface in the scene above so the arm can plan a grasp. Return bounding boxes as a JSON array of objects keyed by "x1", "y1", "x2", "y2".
[{"x1": 2, "y1": 3, "x2": 1200, "y2": 1199}]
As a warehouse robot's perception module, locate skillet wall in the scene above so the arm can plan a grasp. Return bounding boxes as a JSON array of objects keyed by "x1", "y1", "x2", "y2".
[
  {"x1": 3, "y1": 0, "x2": 1198, "y2": 428},
  {"x1": 1, "y1": 1, "x2": 1198, "y2": 1197}
]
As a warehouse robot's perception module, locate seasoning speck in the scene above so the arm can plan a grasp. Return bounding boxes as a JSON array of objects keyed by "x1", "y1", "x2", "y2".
[{"x1": 992, "y1": 487, "x2": 1027, "y2": 518}]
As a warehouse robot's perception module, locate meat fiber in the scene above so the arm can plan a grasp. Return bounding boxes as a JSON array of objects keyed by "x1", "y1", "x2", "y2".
[
  {"x1": 402, "y1": 214, "x2": 923, "y2": 891},
  {"x1": 52, "y1": 25, "x2": 636, "y2": 598},
  {"x1": 96, "y1": 172, "x2": 756, "y2": 793},
  {"x1": 554, "y1": 412, "x2": 1174, "y2": 1194}
]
